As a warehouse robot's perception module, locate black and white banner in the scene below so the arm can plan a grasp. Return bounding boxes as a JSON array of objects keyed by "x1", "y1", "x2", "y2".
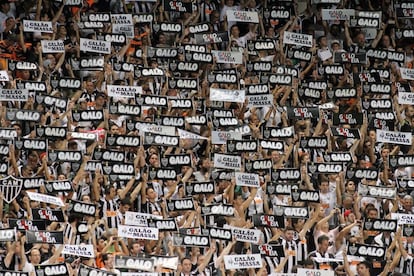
[
  {"x1": 358, "y1": 183, "x2": 396, "y2": 199},
  {"x1": 235, "y1": 172, "x2": 260, "y2": 187},
  {"x1": 347, "y1": 243, "x2": 386, "y2": 259},
  {"x1": 0, "y1": 89, "x2": 29, "y2": 102},
  {"x1": 167, "y1": 198, "x2": 195, "y2": 212},
  {"x1": 172, "y1": 234, "x2": 210, "y2": 247},
  {"x1": 0, "y1": 228, "x2": 16, "y2": 242},
  {"x1": 143, "y1": 133, "x2": 179, "y2": 147},
  {"x1": 80, "y1": 38, "x2": 111, "y2": 54},
  {"x1": 224, "y1": 254, "x2": 262, "y2": 270},
  {"x1": 8, "y1": 219, "x2": 46, "y2": 232},
  {"x1": 118, "y1": 225, "x2": 159, "y2": 240},
  {"x1": 376, "y1": 130, "x2": 412, "y2": 145},
  {"x1": 291, "y1": 189, "x2": 320, "y2": 203},
  {"x1": 26, "y1": 230, "x2": 64, "y2": 244},
  {"x1": 273, "y1": 205, "x2": 309, "y2": 218},
  {"x1": 35, "y1": 263, "x2": 68, "y2": 276},
  {"x1": 6, "y1": 109, "x2": 41, "y2": 122},
  {"x1": 194, "y1": 32, "x2": 229, "y2": 45},
  {"x1": 185, "y1": 182, "x2": 215, "y2": 196},
  {"x1": 363, "y1": 219, "x2": 397, "y2": 232},
  {"x1": 114, "y1": 255, "x2": 154, "y2": 272},
  {"x1": 228, "y1": 226, "x2": 261, "y2": 244},
  {"x1": 32, "y1": 208, "x2": 65, "y2": 222},
  {"x1": 283, "y1": 31, "x2": 313, "y2": 48},
  {"x1": 207, "y1": 226, "x2": 232, "y2": 241},
  {"x1": 107, "y1": 85, "x2": 142, "y2": 98},
  {"x1": 68, "y1": 199, "x2": 96, "y2": 217},
  {"x1": 226, "y1": 10, "x2": 259, "y2": 23},
  {"x1": 213, "y1": 153, "x2": 242, "y2": 170},
  {"x1": 23, "y1": 20, "x2": 53, "y2": 33},
  {"x1": 201, "y1": 204, "x2": 234, "y2": 217},
  {"x1": 252, "y1": 214, "x2": 285, "y2": 228},
  {"x1": 78, "y1": 264, "x2": 116, "y2": 276},
  {"x1": 41, "y1": 40, "x2": 65, "y2": 53},
  {"x1": 389, "y1": 155, "x2": 414, "y2": 168},
  {"x1": 211, "y1": 50, "x2": 243, "y2": 65},
  {"x1": 0, "y1": 175, "x2": 22, "y2": 204}
]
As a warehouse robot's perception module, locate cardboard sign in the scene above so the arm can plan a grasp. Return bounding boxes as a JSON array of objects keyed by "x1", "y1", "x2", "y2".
[
  {"x1": 0, "y1": 89, "x2": 29, "y2": 102},
  {"x1": 41, "y1": 40, "x2": 65, "y2": 53},
  {"x1": 80, "y1": 38, "x2": 111, "y2": 54},
  {"x1": 376, "y1": 130, "x2": 412, "y2": 145},
  {"x1": 23, "y1": 20, "x2": 53, "y2": 33},
  {"x1": 224, "y1": 254, "x2": 262, "y2": 269},
  {"x1": 226, "y1": 10, "x2": 259, "y2": 23},
  {"x1": 283, "y1": 31, "x2": 313, "y2": 48}
]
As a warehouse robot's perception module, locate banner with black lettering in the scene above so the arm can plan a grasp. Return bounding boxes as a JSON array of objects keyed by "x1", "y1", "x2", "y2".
[
  {"x1": 172, "y1": 233, "x2": 210, "y2": 247},
  {"x1": 124, "y1": 211, "x2": 162, "y2": 227},
  {"x1": 78, "y1": 264, "x2": 116, "y2": 276},
  {"x1": 211, "y1": 50, "x2": 243, "y2": 65},
  {"x1": 321, "y1": 9, "x2": 355, "y2": 20},
  {"x1": 358, "y1": 183, "x2": 396, "y2": 199},
  {"x1": 253, "y1": 214, "x2": 285, "y2": 228},
  {"x1": 111, "y1": 14, "x2": 134, "y2": 38},
  {"x1": 283, "y1": 31, "x2": 313, "y2": 48},
  {"x1": 234, "y1": 172, "x2": 260, "y2": 187},
  {"x1": 297, "y1": 269, "x2": 334, "y2": 276},
  {"x1": 35, "y1": 263, "x2": 69, "y2": 276},
  {"x1": 0, "y1": 228, "x2": 16, "y2": 242},
  {"x1": 41, "y1": 40, "x2": 65, "y2": 53},
  {"x1": 224, "y1": 254, "x2": 262, "y2": 269},
  {"x1": 213, "y1": 153, "x2": 242, "y2": 170},
  {"x1": 228, "y1": 226, "x2": 261, "y2": 244},
  {"x1": 376, "y1": 130, "x2": 412, "y2": 145},
  {"x1": 391, "y1": 213, "x2": 414, "y2": 225},
  {"x1": 226, "y1": 10, "x2": 259, "y2": 23},
  {"x1": 26, "y1": 230, "x2": 63, "y2": 244},
  {"x1": 118, "y1": 225, "x2": 159, "y2": 240},
  {"x1": 114, "y1": 255, "x2": 155, "y2": 272},
  {"x1": 23, "y1": 20, "x2": 53, "y2": 33},
  {"x1": 347, "y1": 243, "x2": 386, "y2": 260},
  {"x1": 107, "y1": 85, "x2": 142, "y2": 98},
  {"x1": 246, "y1": 94, "x2": 273, "y2": 108},
  {"x1": 26, "y1": 191, "x2": 65, "y2": 207},
  {"x1": 400, "y1": 68, "x2": 414, "y2": 80},
  {"x1": 0, "y1": 89, "x2": 29, "y2": 102},
  {"x1": 80, "y1": 38, "x2": 111, "y2": 54},
  {"x1": 62, "y1": 244, "x2": 95, "y2": 258}
]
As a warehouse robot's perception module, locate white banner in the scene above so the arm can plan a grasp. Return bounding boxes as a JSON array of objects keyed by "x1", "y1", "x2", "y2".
[
  {"x1": 23, "y1": 20, "x2": 53, "y2": 33},
  {"x1": 229, "y1": 226, "x2": 261, "y2": 244},
  {"x1": 80, "y1": 38, "x2": 111, "y2": 54},
  {"x1": 398, "y1": 92, "x2": 414, "y2": 105},
  {"x1": 211, "y1": 131, "x2": 242, "y2": 145},
  {"x1": 213, "y1": 153, "x2": 242, "y2": 170},
  {"x1": 246, "y1": 94, "x2": 273, "y2": 107},
  {"x1": 226, "y1": 10, "x2": 259, "y2": 23},
  {"x1": 137, "y1": 123, "x2": 176, "y2": 136},
  {"x1": 224, "y1": 254, "x2": 262, "y2": 269},
  {"x1": 376, "y1": 129, "x2": 412, "y2": 145},
  {"x1": 391, "y1": 213, "x2": 414, "y2": 225},
  {"x1": 0, "y1": 71, "x2": 9, "y2": 81},
  {"x1": 211, "y1": 50, "x2": 243, "y2": 64},
  {"x1": 41, "y1": 40, "x2": 65, "y2": 53},
  {"x1": 297, "y1": 268, "x2": 335, "y2": 276},
  {"x1": 283, "y1": 31, "x2": 313, "y2": 48},
  {"x1": 62, "y1": 244, "x2": 95, "y2": 258},
  {"x1": 210, "y1": 88, "x2": 245, "y2": 103},
  {"x1": 235, "y1": 172, "x2": 260, "y2": 187},
  {"x1": 124, "y1": 211, "x2": 162, "y2": 226},
  {"x1": 118, "y1": 224, "x2": 159, "y2": 240},
  {"x1": 0, "y1": 89, "x2": 28, "y2": 101},
  {"x1": 321, "y1": 9, "x2": 355, "y2": 20},
  {"x1": 112, "y1": 14, "x2": 134, "y2": 38},
  {"x1": 121, "y1": 273, "x2": 158, "y2": 276},
  {"x1": 400, "y1": 68, "x2": 414, "y2": 80},
  {"x1": 107, "y1": 85, "x2": 142, "y2": 98},
  {"x1": 177, "y1": 128, "x2": 208, "y2": 140},
  {"x1": 26, "y1": 191, "x2": 64, "y2": 207}
]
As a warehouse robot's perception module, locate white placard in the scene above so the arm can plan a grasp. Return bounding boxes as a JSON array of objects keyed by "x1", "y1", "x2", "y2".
[
  {"x1": 0, "y1": 71, "x2": 9, "y2": 81},
  {"x1": 224, "y1": 254, "x2": 262, "y2": 269},
  {"x1": 107, "y1": 85, "x2": 142, "y2": 98},
  {"x1": 62, "y1": 244, "x2": 95, "y2": 258},
  {"x1": 398, "y1": 92, "x2": 414, "y2": 105},
  {"x1": 121, "y1": 273, "x2": 158, "y2": 276},
  {"x1": 112, "y1": 14, "x2": 134, "y2": 38},
  {"x1": 321, "y1": 9, "x2": 355, "y2": 20},
  {"x1": 391, "y1": 213, "x2": 414, "y2": 225},
  {"x1": 235, "y1": 172, "x2": 260, "y2": 187},
  {"x1": 211, "y1": 131, "x2": 242, "y2": 145},
  {"x1": 210, "y1": 88, "x2": 245, "y2": 103},
  {"x1": 297, "y1": 268, "x2": 334, "y2": 276},
  {"x1": 246, "y1": 94, "x2": 273, "y2": 107},
  {"x1": 0, "y1": 89, "x2": 28, "y2": 101},
  {"x1": 26, "y1": 191, "x2": 64, "y2": 207},
  {"x1": 137, "y1": 123, "x2": 176, "y2": 136},
  {"x1": 124, "y1": 211, "x2": 162, "y2": 226},
  {"x1": 80, "y1": 38, "x2": 111, "y2": 54},
  {"x1": 400, "y1": 68, "x2": 414, "y2": 80},
  {"x1": 283, "y1": 31, "x2": 313, "y2": 48},
  {"x1": 213, "y1": 153, "x2": 242, "y2": 170},
  {"x1": 376, "y1": 129, "x2": 412, "y2": 145},
  {"x1": 151, "y1": 256, "x2": 179, "y2": 270},
  {"x1": 41, "y1": 40, "x2": 65, "y2": 53},
  {"x1": 118, "y1": 224, "x2": 159, "y2": 240},
  {"x1": 23, "y1": 20, "x2": 53, "y2": 33},
  {"x1": 177, "y1": 128, "x2": 208, "y2": 140},
  {"x1": 226, "y1": 10, "x2": 259, "y2": 23},
  {"x1": 211, "y1": 50, "x2": 243, "y2": 64},
  {"x1": 229, "y1": 226, "x2": 261, "y2": 244}
]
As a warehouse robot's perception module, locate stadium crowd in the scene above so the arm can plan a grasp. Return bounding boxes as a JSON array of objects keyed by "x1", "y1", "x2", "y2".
[{"x1": 0, "y1": 0, "x2": 413, "y2": 275}]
